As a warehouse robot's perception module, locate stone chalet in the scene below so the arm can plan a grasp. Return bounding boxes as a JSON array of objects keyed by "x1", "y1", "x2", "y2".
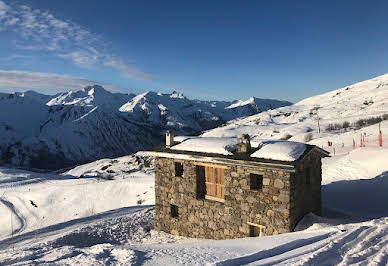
[{"x1": 153, "y1": 131, "x2": 330, "y2": 239}]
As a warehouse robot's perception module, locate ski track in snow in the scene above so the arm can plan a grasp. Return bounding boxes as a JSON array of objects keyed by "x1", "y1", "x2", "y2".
[
  {"x1": 0, "y1": 147, "x2": 387, "y2": 265},
  {"x1": 212, "y1": 233, "x2": 337, "y2": 265},
  {"x1": 1, "y1": 207, "x2": 386, "y2": 265},
  {"x1": 0, "y1": 197, "x2": 26, "y2": 235}
]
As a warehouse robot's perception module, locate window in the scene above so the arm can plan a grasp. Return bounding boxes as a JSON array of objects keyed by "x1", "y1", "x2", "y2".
[
  {"x1": 175, "y1": 162, "x2": 183, "y2": 177},
  {"x1": 196, "y1": 164, "x2": 225, "y2": 202},
  {"x1": 196, "y1": 166, "x2": 206, "y2": 199},
  {"x1": 250, "y1": 173, "x2": 263, "y2": 190},
  {"x1": 305, "y1": 168, "x2": 311, "y2": 185},
  {"x1": 249, "y1": 223, "x2": 265, "y2": 237},
  {"x1": 170, "y1": 204, "x2": 178, "y2": 218}
]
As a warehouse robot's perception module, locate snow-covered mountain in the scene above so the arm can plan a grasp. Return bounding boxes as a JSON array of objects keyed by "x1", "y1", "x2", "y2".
[
  {"x1": 0, "y1": 85, "x2": 290, "y2": 169},
  {"x1": 203, "y1": 73, "x2": 388, "y2": 149},
  {"x1": 1, "y1": 74, "x2": 388, "y2": 264}
]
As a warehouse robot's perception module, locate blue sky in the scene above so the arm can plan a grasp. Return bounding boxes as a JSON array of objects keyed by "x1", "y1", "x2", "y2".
[{"x1": 0, "y1": 0, "x2": 388, "y2": 102}]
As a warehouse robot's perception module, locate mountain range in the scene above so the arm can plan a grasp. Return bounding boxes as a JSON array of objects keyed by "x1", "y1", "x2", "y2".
[{"x1": 0, "y1": 85, "x2": 290, "y2": 169}]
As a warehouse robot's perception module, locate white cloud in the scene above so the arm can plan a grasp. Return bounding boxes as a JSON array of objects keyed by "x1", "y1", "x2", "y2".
[
  {"x1": 104, "y1": 58, "x2": 154, "y2": 81},
  {"x1": 60, "y1": 50, "x2": 100, "y2": 69},
  {"x1": 0, "y1": 1, "x2": 153, "y2": 80},
  {"x1": 0, "y1": 69, "x2": 102, "y2": 91},
  {"x1": 0, "y1": 1, "x2": 8, "y2": 18}
]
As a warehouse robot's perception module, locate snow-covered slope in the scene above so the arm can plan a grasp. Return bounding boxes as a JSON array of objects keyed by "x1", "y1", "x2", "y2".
[
  {"x1": 47, "y1": 85, "x2": 134, "y2": 109},
  {"x1": 0, "y1": 86, "x2": 290, "y2": 169},
  {"x1": 203, "y1": 73, "x2": 388, "y2": 150},
  {"x1": 1, "y1": 74, "x2": 388, "y2": 264},
  {"x1": 226, "y1": 97, "x2": 290, "y2": 117},
  {"x1": 0, "y1": 152, "x2": 155, "y2": 239},
  {"x1": 119, "y1": 91, "x2": 290, "y2": 129},
  {"x1": 0, "y1": 146, "x2": 387, "y2": 265}
]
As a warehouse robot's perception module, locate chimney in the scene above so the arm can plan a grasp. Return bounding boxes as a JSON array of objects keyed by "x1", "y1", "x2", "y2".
[
  {"x1": 236, "y1": 134, "x2": 251, "y2": 154},
  {"x1": 166, "y1": 130, "x2": 174, "y2": 148}
]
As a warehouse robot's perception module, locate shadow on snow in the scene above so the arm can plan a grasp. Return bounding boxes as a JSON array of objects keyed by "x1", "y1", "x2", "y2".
[
  {"x1": 0, "y1": 205, "x2": 153, "y2": 250},
  {"x1": 322, "y1": 171, "x2": 388, "y2": 221}
]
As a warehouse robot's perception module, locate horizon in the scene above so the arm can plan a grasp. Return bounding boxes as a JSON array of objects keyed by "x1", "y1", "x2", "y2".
[
  {"x1": 0, "y1": 84, "x2": 294, "y2": 104},
  {"x1": 1, "y1": 0, "x2": 388, "y2": 102}
]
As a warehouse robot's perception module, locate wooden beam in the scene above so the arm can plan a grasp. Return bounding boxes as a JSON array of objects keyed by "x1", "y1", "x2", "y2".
[
  {"x1": 247, "y1": 221, "x2": 266, "y2": 229},
  {"x1": 194, "y1": 162, "x2": 228, "y2": 169},
  {"x1": 205, "y1": 195, "x2": 225, "y2": 203},
  {"x1": 154, "y1": 152, "x2": 296, "y2": 172}
]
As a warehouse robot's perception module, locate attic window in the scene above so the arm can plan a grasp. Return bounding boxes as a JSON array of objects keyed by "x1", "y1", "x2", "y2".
[
  {"x1": 170, "y1": 204, "x2": 178, "y2": 218},
  {"x1": 250, "y1": 173, "x2": 263, "y2": 190},
  {"x1": 175, "y1": 162, "x2": 183, "y2": 177}
]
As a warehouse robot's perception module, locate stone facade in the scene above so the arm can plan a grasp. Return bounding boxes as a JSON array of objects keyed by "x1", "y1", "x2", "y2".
[{"x1": 155, "y1": 151, "x2": 323, "y2": 239}]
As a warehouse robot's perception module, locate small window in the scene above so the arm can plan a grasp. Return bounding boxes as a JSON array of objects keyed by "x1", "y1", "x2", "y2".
[
  {"x1": 170, "y1": 204, "x2": 178, "y2": 218},
  {"x1": 249, "y1": 224, "x2": 264, "y2": 237},
  {"x1": 250, "y1": 173, "x2": 263, "y2": 190},
  {"x1": 196, "y1": 165, "x2": 206, "y2": 199},
  {"x1": 175, "y1": 162, "x2": 183, "y2": 177},
  {"x1": 305, "y1": 168, "x2": 311, "y2": 185}
]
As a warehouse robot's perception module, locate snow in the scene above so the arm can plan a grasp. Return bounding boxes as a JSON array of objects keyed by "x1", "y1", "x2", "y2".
[
  {"x1": 1, "y1": 74, "x2": 388, "y2": 264},
  {"x1": 226, "y1": 97, "x2": 256, "y2": 109},
  {"x1": 322, "y1": 147, "x2": 388, "y2": 185},
  {"x1": 0, "y1": 152, "x2": 155, "y2": 239},
  {"x1": 321, "y1": 147, "x2": 388, "y2": 219},
  {"x1": 0, "y1": 145, "x2": 387, "y2": 264},
  {"x1": 173, "y1": 136, "x2": 194, "y2": 143},
  {"x1": 226, "y1": 97, "x2": 292, "y2": 115},
  {"x1": 0, "y1": 85, "x2": 289, "y2": 169},
  {"x1": 171, "y1": 137, "x2": 307, "y2": 162},
  {"x1": 201, "y1": 73, "x2": 388, "y2": 153},
  {"x1": 171, "y1": 137, "x2": 237, "y2": 155},
  {"x1": 251, "y1": 141, "x2": 307, "y2": 161},
  {"x1": 47, "y1": 85, "x2": 132, "y2": 109}
]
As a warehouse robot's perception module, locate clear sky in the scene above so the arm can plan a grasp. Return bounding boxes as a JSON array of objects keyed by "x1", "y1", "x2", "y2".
[{"x1": 1, "y1": 0, "x2": 388, "y2": 102}]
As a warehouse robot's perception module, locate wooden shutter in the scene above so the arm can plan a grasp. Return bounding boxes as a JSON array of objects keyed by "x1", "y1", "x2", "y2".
[
  {"x1": 205, "y1": 166, "x2": 224, "y2": 200},
  {"x1": 205, "y1": 166, "x2": 215, "y2": 197},
  {"x1": 215, "y1": 168, "x2": 224, "y2": 199}
]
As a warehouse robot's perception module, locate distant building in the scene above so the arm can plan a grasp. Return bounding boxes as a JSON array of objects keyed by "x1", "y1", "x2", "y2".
[{"x1": 153, "y1": 132, "x2": 329, "y2": 239}]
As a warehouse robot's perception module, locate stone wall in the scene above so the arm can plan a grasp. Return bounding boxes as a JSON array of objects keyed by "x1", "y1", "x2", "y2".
[
  {"x1": 155, "y1": 157, "x2": 307, "y2": 239},
  {"x1": 289, "y1": 151, "x2": 322, "y2": 230}
]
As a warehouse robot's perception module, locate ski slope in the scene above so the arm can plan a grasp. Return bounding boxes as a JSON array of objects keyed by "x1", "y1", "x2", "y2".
[{"x1": 202, "y1": 73, "x2": 388, "y2": 153}]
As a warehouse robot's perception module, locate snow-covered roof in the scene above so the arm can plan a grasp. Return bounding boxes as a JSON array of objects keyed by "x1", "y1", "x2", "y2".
[
  {"x1": 169, "y1": 136, "x2": 308, "y2": 162},
  {"x1": 171, "y1": 137, "x2": 237, "y2": 155},
  {"x1": 251, "y1": 141, "x2": 306, "y2": 162}
]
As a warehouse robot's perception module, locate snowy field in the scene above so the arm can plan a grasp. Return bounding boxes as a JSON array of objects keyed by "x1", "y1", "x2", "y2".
[
  {"x1": 0, "y1": 75, "x2": 388, "y2": 264},
  {"x1": 0, "y1": 152, "x2": 155, "y2": 241},
  {"x1": 0, "y1": 147, "x2": 387, "y2": 265}
]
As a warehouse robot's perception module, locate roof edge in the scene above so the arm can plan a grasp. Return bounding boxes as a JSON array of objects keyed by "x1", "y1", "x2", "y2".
[
  {"x1": 153, "y1": 151, "x2": 296, "y2": 172},
  {"x1": 296, "y1": 145, "x2": 330, "y2": 164}
]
